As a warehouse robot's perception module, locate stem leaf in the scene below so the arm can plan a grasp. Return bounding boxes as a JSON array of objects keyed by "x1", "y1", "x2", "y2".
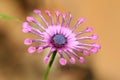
[{"x1": 0, "y1": 13, "x2": 20, "y2": 21}]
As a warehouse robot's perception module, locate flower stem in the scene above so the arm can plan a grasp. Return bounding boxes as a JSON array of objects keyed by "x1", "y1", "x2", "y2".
[{"x1": 43, "y1": 51, "x2": 57, "y2": 80}]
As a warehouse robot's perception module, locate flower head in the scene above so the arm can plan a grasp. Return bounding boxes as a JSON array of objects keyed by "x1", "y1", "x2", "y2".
[{"x1": 22, "y1": 9, "x2": 100, "y2": 65}]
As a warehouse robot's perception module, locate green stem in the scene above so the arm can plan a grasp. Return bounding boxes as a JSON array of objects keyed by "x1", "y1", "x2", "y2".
[{"x1": 43, "y1": 51, "x2": 57, "y2": 80}]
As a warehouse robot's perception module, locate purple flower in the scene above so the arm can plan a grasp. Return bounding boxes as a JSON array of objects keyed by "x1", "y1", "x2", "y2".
[{"x1": 22, "y1": 9, "x2": 100, "y2": 65}]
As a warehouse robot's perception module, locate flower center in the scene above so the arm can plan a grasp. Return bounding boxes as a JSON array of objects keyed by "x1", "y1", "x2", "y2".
[{"x1": 52, "y1": 34, "x2": 67, "y2": 48}]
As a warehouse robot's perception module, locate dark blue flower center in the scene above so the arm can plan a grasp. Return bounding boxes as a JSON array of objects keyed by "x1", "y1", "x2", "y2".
[{"x1": 52, "y1": 34, "x2": 67, "y2": 48}]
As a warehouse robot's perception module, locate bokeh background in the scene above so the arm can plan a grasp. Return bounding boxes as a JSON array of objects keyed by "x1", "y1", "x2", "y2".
[{"x1": 0, "y1": 0, "x2": 120, "y2": 80}]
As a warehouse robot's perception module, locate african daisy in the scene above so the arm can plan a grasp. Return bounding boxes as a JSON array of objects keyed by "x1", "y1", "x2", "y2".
[{"x1": 22, "y1": 9, "x2": 100, "y2": 65}]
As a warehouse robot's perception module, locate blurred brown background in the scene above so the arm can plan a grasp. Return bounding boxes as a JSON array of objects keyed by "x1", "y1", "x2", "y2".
[{"x1": 0, "y1": 0, "x2": 120, "y2": 80}]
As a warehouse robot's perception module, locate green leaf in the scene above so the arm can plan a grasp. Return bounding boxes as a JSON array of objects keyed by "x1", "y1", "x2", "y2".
[{"x1": 0, "y1": 13, "x2": 20, "y2": 21}]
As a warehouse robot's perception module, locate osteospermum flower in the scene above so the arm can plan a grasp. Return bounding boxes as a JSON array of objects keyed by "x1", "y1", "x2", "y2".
[{"x1": 22, "y1": 9, "x2": 100, "y2": 65}]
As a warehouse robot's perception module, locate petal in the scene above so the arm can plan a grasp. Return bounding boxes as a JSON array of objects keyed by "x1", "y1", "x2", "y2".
[
  {"x1": 28, "y1": 46, "x2": 36, "y2": 53},
  {"x1": 79, "y1": 57, "x2": 85, "y2": 63},
  {"x1": 70, "y1": 57, "x2": 76, "y2": 64},
  {"x1": 44, "y1": 56, "x2": 50, "y2": 64},
  {"x1": 24, "y1": 38, "x2": 32, "y2": 45},
  {"x1": 59, "y1": 58, "x2": 67, "y2": 65}
]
